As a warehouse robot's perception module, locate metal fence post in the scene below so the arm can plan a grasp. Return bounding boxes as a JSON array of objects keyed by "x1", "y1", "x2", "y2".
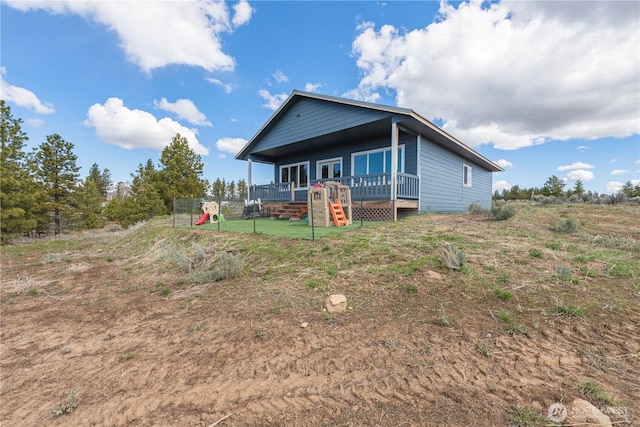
[
  {"x1": 217, "y1": 194, "x2": 221, "y2": 231},
  {"x1": 252, "y1": 185, "x2": 256, "y2": 234},
  {"x1": 360, "y1": 177, "x2": 364, "y2": 227},
  {"x1": 310, "y1": 189, "x2": 315, "y2": 242},
  {"x1": 191, "y1": 199, "x2": 195, "y2": 229}
]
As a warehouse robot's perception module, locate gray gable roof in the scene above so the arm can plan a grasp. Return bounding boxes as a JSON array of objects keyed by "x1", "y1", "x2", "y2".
[{"x1": 236, "y1": 90, "x2": 503, "y2": 172}]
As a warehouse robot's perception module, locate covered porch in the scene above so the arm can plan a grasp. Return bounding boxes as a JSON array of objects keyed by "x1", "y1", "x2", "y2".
[
  {"x1": 250, "y1": 172, "x2": 419, "y2": 202},
  {"x1": 249, "y1": 172, "x2": 419, "y2": 221}
]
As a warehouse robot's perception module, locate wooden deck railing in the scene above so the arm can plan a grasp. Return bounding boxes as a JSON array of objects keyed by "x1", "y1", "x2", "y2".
[{"x1": 249, "y1": 173, "x2": 419, "y2": 202}]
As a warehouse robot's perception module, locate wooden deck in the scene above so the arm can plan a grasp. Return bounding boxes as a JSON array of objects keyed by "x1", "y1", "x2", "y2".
[
  {"x1": 262, "y1": 200, "x2": 418, "y2": 222},
  {"x1": 267, "y1": 202, "x2": 308, "y2": 220}
]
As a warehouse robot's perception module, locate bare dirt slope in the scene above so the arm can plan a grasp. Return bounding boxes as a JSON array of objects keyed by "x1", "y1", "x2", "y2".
[{"x1": 1, "y1": 204, "x2": 638, "y2": 426}]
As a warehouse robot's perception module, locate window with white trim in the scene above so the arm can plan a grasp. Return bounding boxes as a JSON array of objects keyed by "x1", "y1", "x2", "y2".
[
  {"x1": 317, "y1": 158, "x2": 342, "y2": 180},
  {"x1": 463, "y1": 164, "x2": 472, "y2": 187},
  {"x1": 280, "y1": 161, "x2": 309, "y2": 188},
  {"x1": 351, "y1": 146, "x2": 404, "y2": 176}
]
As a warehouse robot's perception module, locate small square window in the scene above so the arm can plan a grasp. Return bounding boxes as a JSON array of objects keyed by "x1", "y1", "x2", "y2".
[{"x1": 463, "y1": 164, "x2": 472, "y2": 187}]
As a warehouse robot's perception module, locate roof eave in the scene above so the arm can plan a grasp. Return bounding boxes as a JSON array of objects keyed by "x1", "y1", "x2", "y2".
[
  {"x1": 409, "y1": 112, "x2": 504, "y2": 172},
  {"x1": 235, "y1": 90, "x2": 414, "y2": 161},
  {"x1": 236, "y1": 90, "x2": 504, "y2": 173}
]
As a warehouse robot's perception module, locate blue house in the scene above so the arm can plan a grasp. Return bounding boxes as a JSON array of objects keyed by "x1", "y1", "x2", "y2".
[{"x1": 235, "y1": 90, "x2": 502, "y2": 220}]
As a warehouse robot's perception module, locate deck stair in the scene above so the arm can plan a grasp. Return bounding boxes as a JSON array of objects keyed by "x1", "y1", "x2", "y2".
[
  {"x1": 270, "y1": 202, "x2": 308, "y2": 220},
  {"x1": 329, "y1": 200, "x2": 348, "y2": 227}
]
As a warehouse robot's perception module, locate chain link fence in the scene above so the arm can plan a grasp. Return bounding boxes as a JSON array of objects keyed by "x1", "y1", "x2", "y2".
[
  {"x1": 173, "y1": 198, "x2": 205, "y2": 229},
  {"x1": 173, "y1": 198, "x2": 251, "y2": 229},
  {"x1": 172, "y1": 197, "x2": 377, "y2": 241}
]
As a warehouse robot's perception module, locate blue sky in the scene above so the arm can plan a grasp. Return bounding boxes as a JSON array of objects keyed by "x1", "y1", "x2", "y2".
[{"x1": 1, "y1": 0, "x2": 639, "y2": 194}]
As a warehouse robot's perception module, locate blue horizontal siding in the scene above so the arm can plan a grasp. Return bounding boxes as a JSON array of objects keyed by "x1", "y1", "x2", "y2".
[
  {"x1": 257, "y1": 98, "x2": 390, "y2": 153},
  {"x1": 420, "y1": 139, "x2": 492, "y2": 213}
]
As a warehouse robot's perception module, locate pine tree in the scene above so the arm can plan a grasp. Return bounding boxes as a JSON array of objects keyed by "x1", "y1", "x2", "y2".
[
  {"x1": 30, "y1": 134, "x2": 80, "y2": 235},
  {"x1": 104, "y1": 181, "x2": 165, "y2": 229},
  {"x1": 157, "y1": 134, "x2": 208, "y2": 211},
  {"x1": 212, "y1": 178, "x2": 224, "y2": 199},
  {"x1": 572, "y1": 180, "x2": 585, "y2": 197},
  {"x1": 105, "y1": 159, "x2": 163, "y2": 227},
  {"x1": 227, "y1": 180, "x2": 236, "y2": 200},
  {"x1": 132, "y1": 159, "x2": 159, "y2": 194},
  {"x1": 0, "y1": 101, "x2": 39, "y2": 241},
  {"x1": 75, "y1": 179, "x2": 104, "y2": 228},
  {"x1": 86, "y1": 163, "x2": 112, "y2": 199},
  {"x1": 542, "y1": 175, "x2": 566, "y2": 197},
  {"x1": 621, "y1": 180, "x2": 640, "y2": 198}
]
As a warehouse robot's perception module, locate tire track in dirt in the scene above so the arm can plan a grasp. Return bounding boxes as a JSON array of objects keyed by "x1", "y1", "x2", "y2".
[{"x1": 3, "y1": 290, "x2": 638, "y2": 426}]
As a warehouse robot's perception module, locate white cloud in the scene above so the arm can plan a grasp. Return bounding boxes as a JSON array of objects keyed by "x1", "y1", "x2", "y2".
[
  {"x1": 342, "y1": 86, "x2": 381, "y2": 104},
  {"x1": 557, "y1": 162, "x2": 595, "y2": 171},
  {"x1": 0, "y1": 67, "x2": 55, "y2": 114},
  {"x1": 576, "y1": 145, "x2": 590, "y2": 150},
  {"x1": 610, "y1": 169, "x2": 629, "y2": 175},
  {"x1": 258, "y1": 89, "x2": 289, "y2": 111},
  {"x1": 495, "y1": 159, "x2": 513, "y2": 168},
  {"x1": 636, "y1": 160, "x2": 640, "y2": 165},
  {"x1": 273, "y1": 70, "x2": 289, "y2": 83},
  {"x1": 605, "y1": 181, "x2": 624, "y2": 193},
  {"x1": 232, "y1": 0, "x2": 253, "y2": 27},
  {"x1": 563, "y1": 169, "x2": 594, "y2": 183},
  {"x1": 216, "y1": 137, "x2": 246, "y2": 155},
  {"x1": 5, "y1": 0, "x2": 252, "y2": 73},
  {"x1": 350, "y1": 1, "x2": 640, "y2": 149},
  {"x1": 492, "y1": 180, "x2": 512, "y2": 191},
  {"x1": 84, "y1": 97, "x2": 209, "y2": 155},
  {"x1": 304, "y1": 82, "x2": 323, "y2": 93},
  {"x1": 153, "y1": 98, "x2": 211, "y2": 126},
  {"x1": 206, "y1": 78, "x2": 234, "y2": 94}
]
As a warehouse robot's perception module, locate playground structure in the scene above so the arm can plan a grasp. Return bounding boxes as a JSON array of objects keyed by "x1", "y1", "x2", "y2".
[
  {"x1": 195, "y1": 201, "x2": 221, "y2": 225},
  {"x1": 308, "y1": 182, "x2": 352, "y2": 227}
]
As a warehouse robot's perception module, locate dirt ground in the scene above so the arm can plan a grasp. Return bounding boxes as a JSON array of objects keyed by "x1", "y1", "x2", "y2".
[{"x1": 1, "y1": 204, "x2": 638, "y2": 426}]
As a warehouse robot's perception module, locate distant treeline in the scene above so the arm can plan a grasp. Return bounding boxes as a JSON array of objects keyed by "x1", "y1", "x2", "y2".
[
  {"x1": 1, "y1": 100, "x2": 247, "y2": 241},
  {"x1": 493, "y1": 174, "x2": 640, "y2": 204}
]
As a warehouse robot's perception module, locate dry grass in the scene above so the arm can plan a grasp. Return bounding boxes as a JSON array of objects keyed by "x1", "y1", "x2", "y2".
[{"x1": 1, "y1": 203, "x2": 638, "y2": 426}]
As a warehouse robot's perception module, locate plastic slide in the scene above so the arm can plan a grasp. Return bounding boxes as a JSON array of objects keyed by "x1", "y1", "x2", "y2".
[{"x1": 195, "y1": 213, "x2": 209, "y2": 225}]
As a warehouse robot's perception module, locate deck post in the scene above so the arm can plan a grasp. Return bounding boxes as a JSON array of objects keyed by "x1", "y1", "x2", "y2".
[{"x1": 391, "y1": 122, "x2": 398, "y2": 221}]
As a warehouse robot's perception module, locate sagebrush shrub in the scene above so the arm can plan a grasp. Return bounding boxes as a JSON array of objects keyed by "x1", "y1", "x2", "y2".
[
  {"x1": 555, "y1": 265, "x2": 572, "y2": 282},
  {"x1": 550, "y1": 218, "x2": 577, "y2": 233},
  {"x1": 467, "y1": 202, "x2": 485, "y2": 215},
  {"x1": 160, "y1": 243, "x2": 191, "y2": 271},
  {"x1": 189, "y1": 252, "x2": 244, "y2": 283},
  {"x1": 52, "y1": 387, "x2": 79, "y2": 417},
  {"x1": 488, "y1": 205, "x2": 516, "y2": 221}
]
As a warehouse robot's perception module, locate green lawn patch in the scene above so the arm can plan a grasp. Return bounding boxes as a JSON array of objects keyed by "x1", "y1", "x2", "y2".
[{"x1": 193, "y1": 218, "x2": 378, "y2": 240}]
